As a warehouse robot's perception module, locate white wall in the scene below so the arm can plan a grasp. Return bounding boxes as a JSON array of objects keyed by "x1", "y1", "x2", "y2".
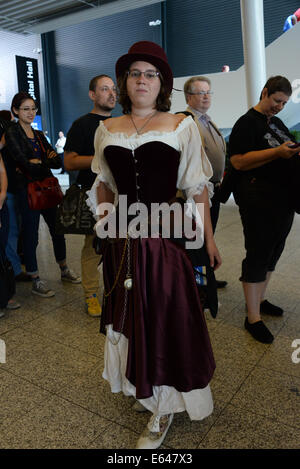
[
  {"x1": 0, "y1": 30, "x2": 43, "y2": 112},
  {"x1": 171, "y1": 22, "x2": 300, "y2": 131}
]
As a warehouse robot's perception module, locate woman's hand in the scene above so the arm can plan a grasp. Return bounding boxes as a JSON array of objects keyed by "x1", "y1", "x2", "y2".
[
  {"x1": 277, "y1": 141, "x2": 300, "y2": 159},
  {"x1": 206, "y1": 237, "x2": 222, "y2": 270},
  {"x1": 29, "y1": 158, "x2": 42, "y2": 164}
]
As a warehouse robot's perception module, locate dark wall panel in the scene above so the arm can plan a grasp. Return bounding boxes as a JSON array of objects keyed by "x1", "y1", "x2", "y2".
[{"x1": 166, "y1": 0, "x2": 243, "y2": 77}]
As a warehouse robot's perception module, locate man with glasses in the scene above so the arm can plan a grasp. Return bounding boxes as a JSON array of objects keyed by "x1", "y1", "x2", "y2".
[
  {"x1": 183, "y1": 76, "x2": 227, "y2": 288},
  {"x1": 64, "y1": 75, "x2": 117, "y2": 317}
]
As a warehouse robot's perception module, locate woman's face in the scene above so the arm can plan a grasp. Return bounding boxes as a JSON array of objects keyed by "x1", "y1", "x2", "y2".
[
  {"x1": 14, "y1": 99, "x2": 37, "y2": 125},
  {"x1": 126, "y1": 61, "x2": 161, "y2": 110},
  {"x1": 261, "y1": 89, "x2": 289, "y2": 118}
]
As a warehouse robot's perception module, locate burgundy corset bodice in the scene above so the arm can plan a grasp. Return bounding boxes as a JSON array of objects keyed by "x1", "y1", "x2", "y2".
[{"x1": 104, "y1": 141, "x2": 180, "y2": 208}]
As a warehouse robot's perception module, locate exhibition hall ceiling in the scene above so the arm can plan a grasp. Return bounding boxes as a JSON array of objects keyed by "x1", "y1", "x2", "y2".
[{"x1": 0, "y1": 0, "x2": 162, "y2": 35}]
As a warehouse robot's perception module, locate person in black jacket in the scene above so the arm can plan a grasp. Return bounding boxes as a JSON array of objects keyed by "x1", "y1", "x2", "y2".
[
  {"x1": 3, "y1": 92, "x2": 80, "y2": 298},
  {"x1": 0, "y1": 115, "x2": 20, "y2": 312},
  {"x1": 229, "y1": 76, "x2": 299, "y2": 344}
]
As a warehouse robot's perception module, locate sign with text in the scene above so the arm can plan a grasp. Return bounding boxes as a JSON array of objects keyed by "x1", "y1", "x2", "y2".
[{"x1": 15, "y1": 55, "x2": 42, "y2": 130}]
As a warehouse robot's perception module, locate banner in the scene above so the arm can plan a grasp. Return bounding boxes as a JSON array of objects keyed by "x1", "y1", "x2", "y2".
[{"x1": 15, "y1": 55, "x2": 42, "y2": 130}]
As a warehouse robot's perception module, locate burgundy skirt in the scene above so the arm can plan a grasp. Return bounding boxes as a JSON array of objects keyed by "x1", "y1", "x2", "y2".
[{"x1": 101, "y1": 237, "x2": 215, "y2": 400}]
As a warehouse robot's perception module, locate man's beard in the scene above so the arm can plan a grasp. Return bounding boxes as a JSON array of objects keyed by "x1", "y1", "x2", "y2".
[{"x1": 97, "y1": 101, "x2": 115, "y2": 113}]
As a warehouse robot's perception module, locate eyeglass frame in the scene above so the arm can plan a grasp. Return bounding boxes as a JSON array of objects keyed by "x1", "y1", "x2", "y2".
[
  {"x1": 127, "y1": 69, "x2": 161, "y2": 80},
  {"x1": 186, "y1": 91, "x2": 214, "y2": 96},
  {"x1": 18, "y1": 107, "x2": 39, "y2": 112}
]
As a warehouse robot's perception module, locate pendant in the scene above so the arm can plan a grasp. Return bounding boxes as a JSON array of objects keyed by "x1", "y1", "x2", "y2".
[{"x1": 124, "y1": 275, "x2": 133, "y2": 290}]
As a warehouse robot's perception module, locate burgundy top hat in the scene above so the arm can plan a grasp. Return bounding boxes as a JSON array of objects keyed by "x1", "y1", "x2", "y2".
[{"x1": 115, "y1": 41, "x2": 173, "y2": 94}]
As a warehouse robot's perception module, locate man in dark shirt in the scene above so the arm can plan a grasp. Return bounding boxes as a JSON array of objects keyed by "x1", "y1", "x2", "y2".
[{"x1": 64, "y1": 75, "x2": 117, "y2": 317}]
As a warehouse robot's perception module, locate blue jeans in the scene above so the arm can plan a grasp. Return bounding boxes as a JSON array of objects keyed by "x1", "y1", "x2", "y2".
[
  {"x1": 6, "y1": 188, "x2": 66, "y2": 276},
  {"x1": 6, "y1": 193, "x2": 24, "y2": 275},
  {"x1": 41, "y1": 206, "x2": 66, "y2": 265}
]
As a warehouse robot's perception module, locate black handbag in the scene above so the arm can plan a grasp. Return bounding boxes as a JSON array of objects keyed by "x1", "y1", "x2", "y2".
[
  {"x1": 186, "y1": 245, "x2": 218, "y2": 318},
  {"x1": 0, "y1": 252, "x2": 16, "y2": 308},
  {"x1": 168, "y1": 197, "x2": 218, "y2": 318},
  {"x1": 55, "y1": 183, "x2": 95, "y2": 235}
]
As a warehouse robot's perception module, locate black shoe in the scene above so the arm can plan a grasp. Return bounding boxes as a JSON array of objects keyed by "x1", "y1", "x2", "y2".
[
  {"x1": 260, "y1": 300, "x2": 283, "y2": 317},
  {"x1": 15, "y1": 272, "x2": 32, "y2": 282},
  {"x1": 216, "y1": 280, "x2": 227, "y2": 289},
  {"x1": 244, "y1": 318, "x2": 274, "y2": 344}
]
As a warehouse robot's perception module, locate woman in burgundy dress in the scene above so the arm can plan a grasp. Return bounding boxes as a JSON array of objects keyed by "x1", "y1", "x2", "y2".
[{"x1": 87, "y1": 41, "x2": 221, "y2": 449}]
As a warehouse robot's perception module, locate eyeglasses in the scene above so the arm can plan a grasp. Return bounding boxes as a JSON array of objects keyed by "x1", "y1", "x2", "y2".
[
  {"x1": 19, "y1": 107, "x2": 38, "y2": 112},
  {"x1": 98, "y1": 86, "x2": 117, "y2": 93},
  {"x1": 187, "y1": 91, "x2": 213, "y2": 96},
  {"x1": 127, "y1": 69, "x2": 160, "y2": 80}
]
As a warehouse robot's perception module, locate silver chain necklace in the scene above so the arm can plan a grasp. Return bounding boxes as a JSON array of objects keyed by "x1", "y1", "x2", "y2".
[{"x1": 129, "y1": 111, "x2": 157, "y2": 135}]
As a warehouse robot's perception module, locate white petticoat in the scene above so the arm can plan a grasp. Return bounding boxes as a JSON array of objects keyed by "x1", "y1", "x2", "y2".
[{"x1": 103, "y1": 324, "x2": 214, "y2": 420}]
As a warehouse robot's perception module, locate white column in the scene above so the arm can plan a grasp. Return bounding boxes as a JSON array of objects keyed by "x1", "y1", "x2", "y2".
[{"x1": 240, "y1": 0, "x2": 266, "y2": 107}]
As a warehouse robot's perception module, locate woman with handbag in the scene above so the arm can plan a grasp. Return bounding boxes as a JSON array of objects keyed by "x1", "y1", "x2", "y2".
[
  {"x1": 2, "y1": 92, "x2": 80, "y2": 297},
  {"x1": 87, "y1": 41, "x2": 221, "y2": 449},
  {"x1": 229, "y1": 76, "x2": 300, "y2": 344}
]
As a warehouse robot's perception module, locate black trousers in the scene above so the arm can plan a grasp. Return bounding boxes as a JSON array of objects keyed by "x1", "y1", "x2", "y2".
[{"x1": 236, "y1": 178, "x2": 294, "y2": 283}]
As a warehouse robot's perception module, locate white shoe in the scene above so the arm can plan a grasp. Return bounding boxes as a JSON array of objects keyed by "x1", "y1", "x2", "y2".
[
  {"x1": 136, "y1": 413, "x2": 174, "y2": 449},
  {"x1": 132, "y1": 400, "x2": 147, "y2": 412}
]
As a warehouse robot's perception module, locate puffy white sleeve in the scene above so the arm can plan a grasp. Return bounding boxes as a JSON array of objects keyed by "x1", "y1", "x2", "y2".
[
  {"x1": 86, "y1": 122, "x2": 118, "y2": 219},
  {"x1": 177, "y1": 117, "x2": 214, "y2": 201}
]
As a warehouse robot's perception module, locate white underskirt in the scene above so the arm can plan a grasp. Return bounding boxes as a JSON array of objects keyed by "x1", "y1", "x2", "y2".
[{"x1": 103, "y1": 325, "x2": 214, "y2": 420}]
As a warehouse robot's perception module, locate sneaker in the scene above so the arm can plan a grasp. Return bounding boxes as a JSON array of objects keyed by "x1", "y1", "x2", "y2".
[
  {"x1": 132, "y1": 400, "x2": 148, "y2": 413},
  {"x1": 32, "y1": 279, "x2": 55, "y2": 298},
  {"x1": 61, "y1": 268, "x2": 81, "y2": 284},
  {"x1": 0, "y1": 311, "x2": 5, "y2": 318},
  {"x1": 85, "y1": 294, "x2": 101, "y2": 317},
  {"x1": 136, "y1": 413, "x2": 174, "y2": 449},
  {"x1": 244, "y1": 317, "x2": 274, "y2": 344},
  {"x1": 6, "y1": 300, "x2": 21, "y2": 310}
]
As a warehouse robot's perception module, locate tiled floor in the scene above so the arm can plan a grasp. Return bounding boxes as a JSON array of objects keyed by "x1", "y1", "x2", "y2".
[{"x1": 0, "y1": 197, "x2": 300, "y2": 449}]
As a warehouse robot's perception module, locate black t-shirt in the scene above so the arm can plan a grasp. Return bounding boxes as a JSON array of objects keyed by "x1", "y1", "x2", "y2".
[
  {"x1": 229, "y1": 108, "x2": 295, "y2": 185},
  {"x1": 64, "y1": 113, "x2": 110, "y2": 189}
]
